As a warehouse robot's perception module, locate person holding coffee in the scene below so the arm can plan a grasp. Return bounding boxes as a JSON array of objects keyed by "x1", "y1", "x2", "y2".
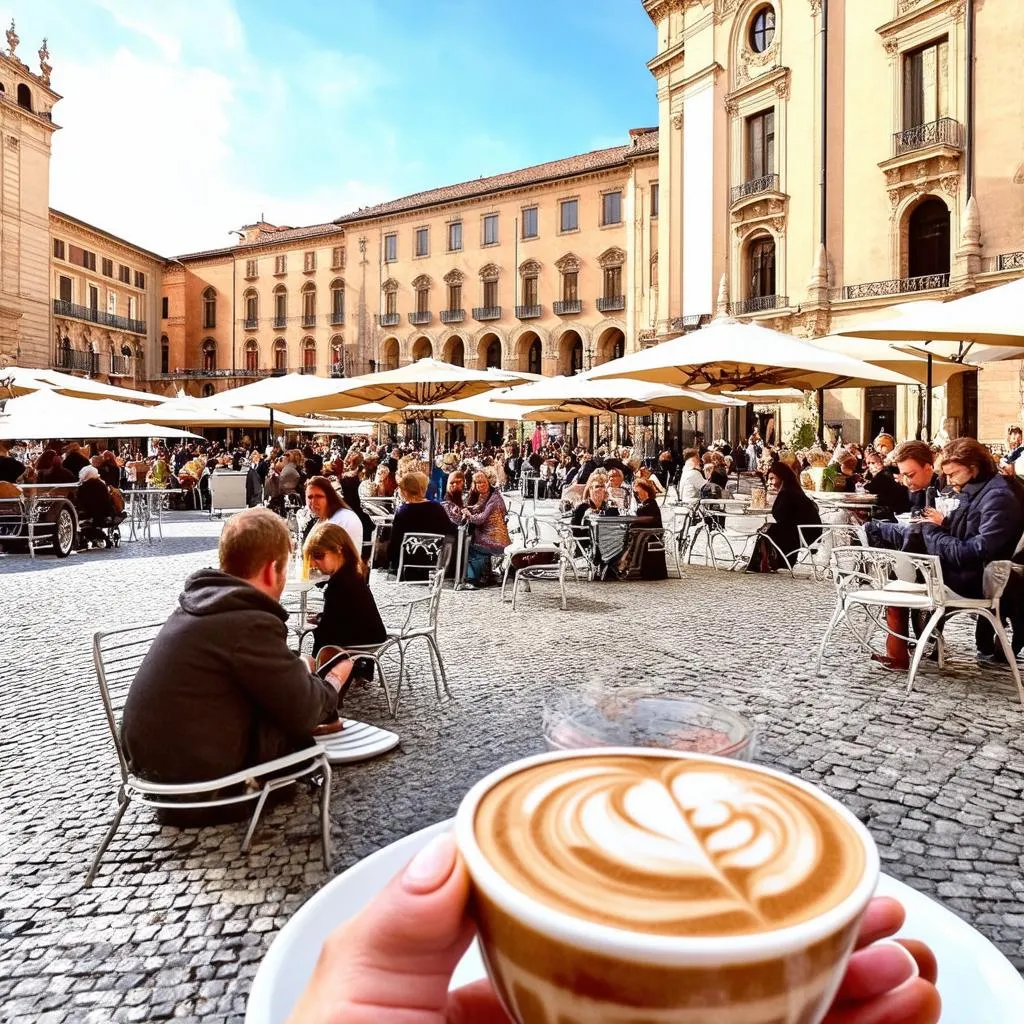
[{"x1": 287, "y1": 832, "x2": 940, "y2": 1024}]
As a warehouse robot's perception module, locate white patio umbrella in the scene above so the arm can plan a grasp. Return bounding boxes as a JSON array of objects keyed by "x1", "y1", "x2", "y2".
[
  {"x1": 811, "y1": 335, "x2": 967, "y2": 386},
  {"x1": 722, "y1": 387, "x2": 807, "y2": 404},
  {"x1": 0, "y1": 366, "x2": 163, "y2": 404},
  {"x1": 590, "y1": 318, "x2": 919, "y2": 392}
]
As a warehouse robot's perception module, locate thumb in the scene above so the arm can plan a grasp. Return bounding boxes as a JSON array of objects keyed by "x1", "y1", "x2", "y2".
[{"x1": 289, "y1": 832, "x2": 475, "y2": 1024}]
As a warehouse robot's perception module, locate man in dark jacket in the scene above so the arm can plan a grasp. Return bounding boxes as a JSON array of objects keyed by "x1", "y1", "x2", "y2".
[
  {"x1": 245, "y1": 452, "x2": 264, "y2": 507},
  {"x1": 122, "y1": 508, "x2": 351, "y2": 787},
  {"x1": 62, "y1": 442, "x2": 90, "y2": 477}
]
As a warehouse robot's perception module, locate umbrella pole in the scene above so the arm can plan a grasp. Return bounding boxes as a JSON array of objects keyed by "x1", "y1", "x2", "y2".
[
  {"x1": 925, "y1": 353, "x2": 933, "y2": 441},
  {"x1": 269, "y1": 407, "x2": 275, "y2": 447},
  {"x1": 816, "y1": 389, "x2": 825, "y2": 446}
]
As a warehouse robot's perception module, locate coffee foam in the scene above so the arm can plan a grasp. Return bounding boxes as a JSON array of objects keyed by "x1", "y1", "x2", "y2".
[{"x1": 475, "y1": 755, "x2": 865, "y2": 937}]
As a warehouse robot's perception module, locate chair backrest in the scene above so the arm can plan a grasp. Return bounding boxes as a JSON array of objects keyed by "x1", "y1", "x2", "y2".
[
  {"x1": 92, "y1": 622, "x2": 165, "y2": 779},
  {"x1": 397, "y1": 531, "x2": 450, "y2": 581},
  {"x1": 830, "y1": 545, "x2": 944, "y2": 602}
]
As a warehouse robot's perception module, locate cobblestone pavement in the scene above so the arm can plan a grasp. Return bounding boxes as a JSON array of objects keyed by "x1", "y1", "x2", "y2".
[{"x1": 2, "y1": 510, "x2": 1023, "y2": 1023}]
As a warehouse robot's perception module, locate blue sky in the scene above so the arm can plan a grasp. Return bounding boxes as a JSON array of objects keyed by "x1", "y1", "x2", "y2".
[{"x1": 9, "y1": 0, "x2": 656, "y2": 256}]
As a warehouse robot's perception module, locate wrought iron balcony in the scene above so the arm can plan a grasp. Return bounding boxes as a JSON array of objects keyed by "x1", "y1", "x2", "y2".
[
  {"x1": 329, "y1": 362, "x2": 345, "y2": 377},
  {"x1": 440, "y1": 308, "x2": 465, "y2": 324},
  {"x1": 53, "y1": 348, "x2": 99, "y2": 374},
  {"x1": 515, "y1": 304, "x2": 542, "y2": 319},
  {"x1": 729, "y1": 295, "x2": 788, "y2": 315},
  {"x1": 472, "y1": 306, "x2": 502, "y2": 321},
  {"x1": 408, "y1": 310, "x2": 432, "y2": 325},
  {"x1": 244, "y1": 316, "x2": 258, "y2": 330},
  {"x1": 553, "y1": 299, "x2": 582, "y2": 315},
  {"x1": 893, "y1": 117, "x2": 963, "y2": 157},
  {"x1": 377, "y1": 312, "x2": 400, "y2": 327},
  {"x1": 302, "y1": 314, "x2": 317, "y2": 328},
  {"x1": 330, "y1": 311, "x2": 345, "y2": 325},
  {"x1": 597, "y1": 295, "x2": 625, "y2": 312},
  {"x1": 53, "y1": 299, "x2": 146, "y2": 335},
  {"x1": 838, "y1": 274, "x2": 949, "y2": 300},
  {"x1": 108, "y1": 354, "x2": 132, "y2": 376},
  {"x1": 667, "y1": 313, "x2": 712, "y2": 333},
  {"x1": 730, "y1": 173, "x2": 780, "y2": 205},
  {"x1": 273, "y1": 315, "x2": 287, "y2": 329}
]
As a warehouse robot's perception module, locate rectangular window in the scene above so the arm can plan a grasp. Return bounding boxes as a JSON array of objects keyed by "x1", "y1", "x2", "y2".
[
  {"x1": 134, "y1": 270, "x2": 146, "y2": 289},
  {"x1": 559, "y1": 199, "x2": 579, "y2": 233},
  {"x1": 101, "y1": 257, "x2": 113, "y2": 277},
  {"x1": 603, "y1": 266, "x2": 622, "y2": 298},
  {"x1": 447, "y1": 221, "x2": 462, "y2": 252},
  {"x1": 332, "y1": 288, "x2": 345, "y2": 317},
  {"x1": 384, "y1": 233, "x2": 397, "y2": 262},
  {"x1": 562, "y1": 271, "x2": 578, "y2": 302},
  {"x1": 275, "y1": 254, "x2": 287, "y2": 274},
  {"x1": 521, "y1": 207, "x2": 538, "y2": 239},
  {"x1": 385, "y1": 291, "x2": 397, "y2": 316},
  {"x1": 522, "y1": 275, "x2": 538, "y2": 307},
  {"x1": 58, "y1": 275, "x2": 72, "y2": 303},
  {"x1": 84, "y1": 250, "x2": 96, "y2": 271},
  {"x1": 903, "y1": 38, "x2": 949, "y2": 128},
  {"x1": 331, "y1": 246, "x2": 344, "y2": 269},
  {"x1": 53, "y1": 239, "x2": 65, "y2": 259},
  {"x1": 650, "y1": 182, "x2": 659, "y2": 218},
  {"x1": 119, "y1": 264, "x2": 131, "y2": 283},
  {"x1": 746, "y1": 109, "x2": 775, "y2": 180},
  {"x1": 602, "y1": 191, "x2": 622, "y2": 226},
  {"x1": 304, "y1": 251, "x2": 316, "y2": 272},
  {"x1": 128, "y1": 296, "x2": 137, "y2": 321},
  {"x1": 246, "y1": 258, "x2": 258, "y2": 278},
  {"x1": 448, "y1": 283, "x2": 462, "y2": 310},
  {"x1": 416, "y1": 288, "x2": 429, "y2": 314},
  {"x1": 483, "y1": 279, "x2": 498, "y2": 307},
  {"x1": 482, "y1": 214, "x2": 499, "y2": 246},
  {"x1": 415, "y1": 227, "x2": 429, "y2": 257},
  {"x1": 88, "y1": 284, "x2": 99, "y2": 311},
  {"x1": 161, "y1": 296, "x2": 169, "y2": 319},
  {"x1": 275, "y1": 291, "x2": 286, "y2": 320}
]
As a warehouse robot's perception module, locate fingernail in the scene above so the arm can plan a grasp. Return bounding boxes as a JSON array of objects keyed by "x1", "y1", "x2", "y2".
[
  {"x1": 402, "y1": 832, "x2": 456, "y2": 894},
  {"x1": 875, "y1": 939, "x2": 920, "y2": 980}
]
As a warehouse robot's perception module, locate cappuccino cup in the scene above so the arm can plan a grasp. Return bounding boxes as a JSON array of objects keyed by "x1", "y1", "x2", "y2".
[{"x1": 454, "y1": 748, "x2": 878, "y2": 1024}]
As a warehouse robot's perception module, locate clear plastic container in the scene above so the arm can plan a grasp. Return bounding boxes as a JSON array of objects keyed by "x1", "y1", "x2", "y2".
[{"x1": 542, "y1": 691, "x2": 757, "y2": 761}]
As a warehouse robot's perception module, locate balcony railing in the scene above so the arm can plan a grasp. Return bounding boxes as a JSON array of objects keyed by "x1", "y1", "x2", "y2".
[
  {"x1": 298, "y1": 365, "x2": 318, "y2": 375},
  {"x1": 53, "y1": 299, "x2": 146, "y2": 335},
  {"x1": 377, "y1": 312, "x2": 400, "y2": 327},
  {"x1": 272, "y1": 315, "x2": 287, "y2": 329},
  {"x1": 893, "y1": 117, "x2": 963, "y2": 157},
  {"x1": 997, "y1": 251, "x2": 1024, "y2": 272},
  {"x1": 729, "y1": 295, "x2": 788, "y2": 315},
  {"x1": 472, "y1": 306, "x2": 502, "y2": 321},
  {"x1": 302, "y1": 314, "x2": 317, "y2": 328},
  {"x1": 667, "y1": 313, "x2": 712, "y2": 333},
  {"x1": 408, "y1": 310, "x2": 432, "y2": 325},
  {"x1": 838, "y1": 274, "x2": 949, "y2": 301},
  {"x1": 553, "y1": 299, "x2": 582, "y2": 315},
  {"x1": 729, "y1": 173, "x2": 780, "y2": 205},
  {"x1": 597, "y1": 295, "x2": 625, "y2": 312},
  {"x1": 149, "y1": 367, "x2": 279, "y2": 380},
  {"x1": 515, "y1": 304, "x2": 542, "y2": 319},
  {"x1": 329, "y1": 362, "x2": 345, "y2": 377},
  {"x1": 244, "y1": 316, "x2": 258, "y2": 330},
  {"x1": 330, "y1": 311, "x2": 345, "y2": 325},
  {"x1": 440, "y1": 308, "x2": 465, "y2": 323},
  {"x1": 53, "y1": 348, "x2": 99, "y2": 374},
  {"x1": 108, "y1": 354, "x2": 132, "y2": 376}
]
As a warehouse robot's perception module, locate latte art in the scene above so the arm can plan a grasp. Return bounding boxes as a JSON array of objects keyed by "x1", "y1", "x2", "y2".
[{"x1": 475, "y1": 755, "x2": 865, "y2": 936}]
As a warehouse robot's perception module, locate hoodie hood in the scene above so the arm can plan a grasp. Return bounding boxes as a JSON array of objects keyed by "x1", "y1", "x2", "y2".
[{"x1": 179, "y1": 568, "x2": 288, "y2": 622}]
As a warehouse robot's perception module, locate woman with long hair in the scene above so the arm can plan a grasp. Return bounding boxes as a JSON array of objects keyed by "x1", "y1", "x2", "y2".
[
  {"x1": 462, "y1": 468, "x2": 510, "y2": 588},
  {"x1": 746, "y1": 461, "x2": 821, "y2": 572},
  {"x1": 304, "y1": 475, "x2": 363, "y2": 557}
]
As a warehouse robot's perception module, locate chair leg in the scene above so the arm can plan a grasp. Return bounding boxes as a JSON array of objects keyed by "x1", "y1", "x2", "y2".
[
  {"x1": 906, "y1": 610, "x2": 944, "y2": 695},
  {"x1": 981, "y1": 610, "x2": 1024, "y2": 707},
  {"x1": 85, "y1": 796, "x2": 130, "y2": 886},
  {"x1": 242, "y1": 785, "x2": 274, "y2": 853},
  {"x1": 318, "y1": 760, "x2": 333, "y2": 870},
  {"x1": 511, "y1": 574, "x2": 521, "y2": 610},
  {"x1": 816, "y1": 604, "x2": 844, "y2": 677},
  {"x1": 559, "y1": 573, "x2": 567, "y2": 610},
  {"x1": 425, "y1": 635, "x2": 452, "y2": 700}
]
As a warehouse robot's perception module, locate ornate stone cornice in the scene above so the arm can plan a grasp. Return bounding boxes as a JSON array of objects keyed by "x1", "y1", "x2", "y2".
[
  {"x1": 518, "y1": 258, "x2": 542, "y2": 276},
  {"x1": 555, "y1": 252, "x2": 582, "y2": 274},
  {"x1": 598, "y1": 246, "x2": 626, "y2": 269},
  {"x1": 878, "y1": 0, "x2": 967, "y2": 46},
  {"x1": 644, "y1": 0, "x2": 712, "y2": 24}
]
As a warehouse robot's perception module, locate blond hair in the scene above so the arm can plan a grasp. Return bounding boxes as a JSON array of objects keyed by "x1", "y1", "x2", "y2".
[
  {"x1": 219, "y1": 507, "x2": 291, "y2": 580},
  {"x1": 303, "y1": 521, "x2": 363, "y2": 576},
  {"x1": 399, "y1": 470, "x2": 428, "y2": 499}
]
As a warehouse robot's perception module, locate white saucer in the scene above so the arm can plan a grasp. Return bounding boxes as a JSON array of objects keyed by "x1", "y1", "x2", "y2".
[{"x1": 247, "y1": 819, "x2": 1024, "y2": 1024}]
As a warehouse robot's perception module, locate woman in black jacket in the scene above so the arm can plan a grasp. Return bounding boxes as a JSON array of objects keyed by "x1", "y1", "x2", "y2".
[
  {"x1": 625, "y1": 477, "x2": 667, "y2": 580},
  {"x1": 303, "y1": 522, "x2": 387, "y2": 683},
  {"x1": 747, "y1": 462, "x2": 821, "y2": 572},
  {"x1": 386, "y1": 471, "x2": 457, "y2": 578}
]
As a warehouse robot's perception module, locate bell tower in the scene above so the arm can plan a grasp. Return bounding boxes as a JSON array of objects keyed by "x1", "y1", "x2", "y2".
[{"x1": 0, "y1": 21, "x2": 61, "y2": 369}]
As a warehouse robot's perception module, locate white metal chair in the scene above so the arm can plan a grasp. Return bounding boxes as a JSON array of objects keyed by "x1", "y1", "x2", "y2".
[
  {"x1": 88, "y1": 623, "x2": 332, "y2": 886},
  {"x1": 511, "y1": 548, "x2": 570, "y2": 611},
  {"x1": 621, "y1": 526, "x2": 683, "y2": 580},
  {"x1": 395, "y1": 532, "x2": 450, "y2": 583},
  {"x1": 792, "y1": 523, "x2": 868, "y2": 581}
]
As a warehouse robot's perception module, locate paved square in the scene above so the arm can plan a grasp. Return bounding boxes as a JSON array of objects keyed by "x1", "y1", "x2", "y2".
[{"x1": 2, "y1": 512, "x2": 1022, "y2": 1022}]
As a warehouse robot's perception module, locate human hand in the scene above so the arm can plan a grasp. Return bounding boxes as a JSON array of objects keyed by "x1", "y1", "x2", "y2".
[
  {"x1": 289, "y1": 833, "x2": 939, "y2": 1024},
  {"x1": 919, "y1": 507, "x2": 945, "y2": 526}
]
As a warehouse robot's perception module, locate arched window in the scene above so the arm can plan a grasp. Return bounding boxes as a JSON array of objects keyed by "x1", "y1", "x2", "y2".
[
  {"x1": 16, "y1": 83, "x2": 32, "y2": 111},
  {"x1": 748, "y1": 236, "x2": 776, "y2": 300},
  {"x1": 202, "y1": 286, "x2": 216, "y2": 329},
  {"x1": 244, "y1": 339, "x2": 259, "y2": 372},
  {"x1": 528, "y1": 338, "x2": 542, "y2": 376},
  {"x1": 571, "y1": 337, "x2": 584, "y2": 375},
  {"x1": 201, "y1": 338, "x2": 216, "y2": 372},
  {"x1": 301, "y1": 282, "x2": 316, "y2": 327},
  {"x1": 244, "y1": 288, "x2": 258, "y2": 327},
  {"x1": 749, "y1": 5, "x2": 776, "y2": 53},
  {"x1": 330, "y1": 280, "x2": 345, "y2": 324},
  {"x1": 202, "y1": 383, "x2": 215, "y2": 398},
  {"x1": 382, "y1": 337, "x2": 400, "y2": 371},
  {"x1": 301, "y1": 337, "x2": 316, "y2": 372},
  {"x1": 273, "y1": 284, "x2": 287, "y2": 327},
  {"x1": 485, "y1": 338, "x2": 502, "y2": 369},
  {"x1": 274, "y1": 338, "x2": 287, "y2": 371},
  {"x1": 907, "y1": 198, "x2": 951, "y2": 282},
  {"x1": 160, "y1": 335, "x2": 169, "y2": 375}
]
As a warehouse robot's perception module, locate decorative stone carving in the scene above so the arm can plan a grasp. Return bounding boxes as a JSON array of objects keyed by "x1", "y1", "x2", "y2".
[
  {"x1": 883, "y1": 38, "x2": 900, "y2": 57},
  {"x1": 714, "y1": 0, "x2": 740, "y2": 23},
  {"x1": 774, "y1": 78, "x2": 790, "y2": 100},
  {"x1": 948, "y1": 0, "x2": 966, "y2": 21},
  {"x1": 38, "y1": 37, "x2": 51, "y2": 85},
  {"x1": 808, "y1": 0, "x2": 822, "y2": 14},
  {"x1": 478, "y1": 262, "x2": 500, "y2": 281},
  {"x1": 6, "y1": 19, "x2": 18, "y2": 58},
  {"x1": 940, "y1": 175, "x2": 961, "y2": 198},
  {"x1": 411, "y1": 274, "x2": 432, "y2": 290},
  {"x1": 725, "y1": 99, "x2": 739, "y2": 116},
  {"x1": 555, "y1": 253, "x2": 582, "y2": 274},
  {"x1": 382, "y1": 277, "x2": 398, "y2": 294},
  {"x1": 443, "y1": 268, "x2": 464, "y2": 285},
  {"x1": 518, "y1": 259, "x2": 541, "y2": 276},
  {"x1": 671, "y1": 112, "x2": 683, "y2": 130},
  {"x1": 598, "y1": 246, "x2": 626, "y2": 269}
]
